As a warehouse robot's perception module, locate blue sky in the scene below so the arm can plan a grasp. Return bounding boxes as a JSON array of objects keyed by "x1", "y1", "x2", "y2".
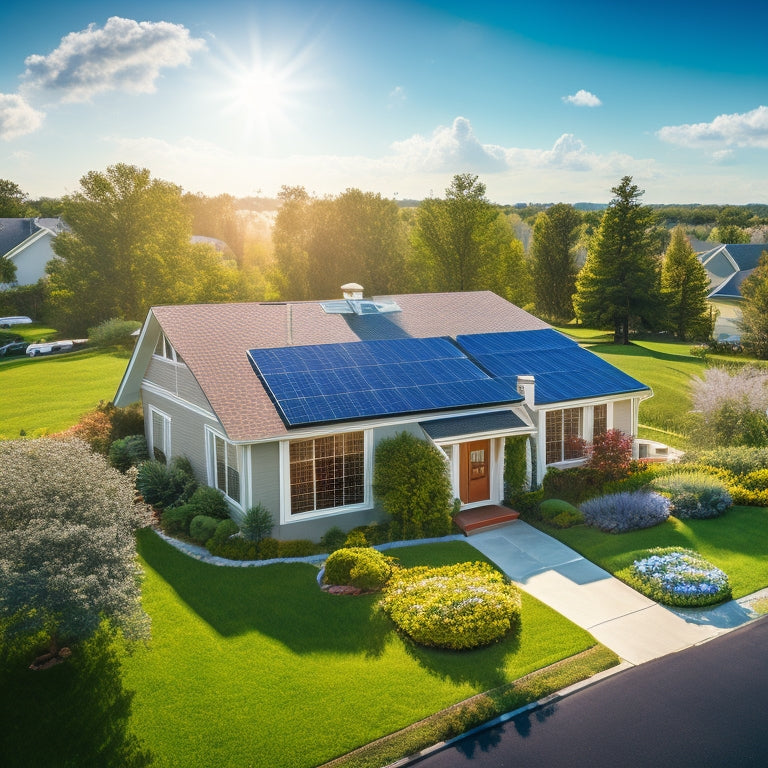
[{"x1": 1, "y1": 0, "x2": 767, "y2": 204}]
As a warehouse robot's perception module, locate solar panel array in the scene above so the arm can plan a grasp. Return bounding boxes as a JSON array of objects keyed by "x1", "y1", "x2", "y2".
[
  {"x1": 248, "y1": 336, "x2": 521, "y2": 427},
  {"x1": 456, "y1": 329, "x2": 649, "y2": 405}
]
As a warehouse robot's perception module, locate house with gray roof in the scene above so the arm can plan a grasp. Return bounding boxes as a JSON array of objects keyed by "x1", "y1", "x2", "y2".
[
  {"x1": 115, "y1": 286, "x2": 652, "y2": 541},
  {"x1": 699, "y1": 243, "x2": 768, "y2": 338},
  {"x1": 0, "y1": 217, "x2": 65, "y2": 288}
]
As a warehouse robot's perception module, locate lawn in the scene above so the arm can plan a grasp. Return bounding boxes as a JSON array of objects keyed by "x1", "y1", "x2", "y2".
[
  {"x1": 538, "y1": 505, "x2": 768, "y2": 599},
  {"x1": 1, "y1": 533, "x2": 604, "y2": 768},
  {"x1": 0, "y1": 347, "x2": 130, "y2": 437}
]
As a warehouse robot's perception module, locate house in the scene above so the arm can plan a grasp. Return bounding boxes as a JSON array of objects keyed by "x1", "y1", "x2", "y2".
[
  {"x1": 698, "y1": 243, "x2": 768, "y2": 339},
  {"x1": 0, "y1": 218, "x2": 65, "y2": 288},
  {"x1": 115, "y1": 287, "x2": 652, "y2": 541}
]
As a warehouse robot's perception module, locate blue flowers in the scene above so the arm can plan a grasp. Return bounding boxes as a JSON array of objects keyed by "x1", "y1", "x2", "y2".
[{"x1": 623, "y1": 547, "x2": 731, "y2": 607}]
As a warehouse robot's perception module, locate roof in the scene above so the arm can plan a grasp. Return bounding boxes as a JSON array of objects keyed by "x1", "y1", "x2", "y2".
[
  {"x1": 0, "y1": 218, "x2": 39, "y2": 257},
  {"x1": 457, "y1": 329, "x2": 649, "y2": 405},
  {"x1": 420, "y1": 410, "x2": 528, "y2": 440},
  {"x1": 700, "y1": 244, "x2": 768, "y2": 299},
  {"x1": 118, "y1": 291, "x2": 647, "y2": 442}
]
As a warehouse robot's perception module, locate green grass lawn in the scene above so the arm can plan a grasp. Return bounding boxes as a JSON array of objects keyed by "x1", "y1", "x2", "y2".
[
  {"x1": 1, "y1": 534, "x2": 603, "y2": 768},
  {"x1": 0, "y1": 347, "x2": 130, "y2": 437},
  {"x1": 538, "y1": 505, "x2": 768, "y2": 599}
]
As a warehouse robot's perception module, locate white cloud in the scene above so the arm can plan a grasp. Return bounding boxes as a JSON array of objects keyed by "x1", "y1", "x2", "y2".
[
  {"x1": 657, "y1": 106, "x2": 768, "y2": 149},
  {"x1": 562, "y1": 89, "x2": 602, "y2": 107},
  {"x1": 0, "y1": 93, "x2": 44, "y2": 140},
  {"x1": 388, "y1": 85, "x2": 406, "y2": 107},
  {"x1": 22, "y1": 16, "x2": 206, "y2": 103}
]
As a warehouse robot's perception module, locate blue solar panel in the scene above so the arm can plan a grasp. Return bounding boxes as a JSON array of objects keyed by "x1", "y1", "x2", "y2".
[
  {"x1": 248, "y1": 337, "x2": 522, "y2": 427},
  {"x1": 456, "y1": 330, "x2": 649, "y2": 405}
]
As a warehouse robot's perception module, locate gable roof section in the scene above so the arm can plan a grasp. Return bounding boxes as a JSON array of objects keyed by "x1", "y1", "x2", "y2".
[
  {"x1": 248, "y1": 337, "x2": 521, "y2": 427},
  {"x1": 456, "y1": 329, "x2": 649, "y2": 405},
  {"x1": 0, "y1": 218, "x2": 39, "y2": 257},
  {"x1": 700, "y1": 244, "x2": 768, "y2": 300}
]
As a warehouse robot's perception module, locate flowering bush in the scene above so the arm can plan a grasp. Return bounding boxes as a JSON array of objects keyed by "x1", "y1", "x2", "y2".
[
  {"x1": 620, "y1": 548, "x2": 731, "y2": 607},
  {"x1": 581, "y1": 490, "x2": 670, "y2": 533},
  {"x1": 651, "y1": 471, "x2": 732, "y2": 519},
  {"x1": 586, "y1": 429, "x2": 634, "y2": 481},
  {"x1": 379, "y1": 562, "x2": 521, "y2": 650}
]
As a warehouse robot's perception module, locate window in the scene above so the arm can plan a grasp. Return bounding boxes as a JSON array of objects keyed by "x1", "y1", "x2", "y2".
[
  {"x1": 154, "y1": 334, "x2": 184, "y2": 364},
  {"x1": 150, "y1": 408, "x2": 171, "y2": 463},
  {"x1": 545, "y1": 408, "x2": 584, "y2": 464},
  {"x1": 209, "y1": 433, "x2": 240, "y2": 504},
  {"x1": 289, "y1": 432, "x2": 365, "y2": 515},
  {"x1": 593, "y1": 404, "x2": 608, "y2": 438}
]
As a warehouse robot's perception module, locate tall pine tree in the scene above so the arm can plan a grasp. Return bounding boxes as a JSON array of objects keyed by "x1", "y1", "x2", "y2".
[
  {"x1": 574, "y1": 176, "x2": 661, "y2": 344},
  {"x1": 661, "y1": 226, "x2": 712, "y2": 341}
]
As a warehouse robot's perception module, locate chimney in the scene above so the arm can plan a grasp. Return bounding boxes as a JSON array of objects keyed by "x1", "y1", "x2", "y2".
[
  {"x1": 341, "y1": 283, "x2": 364, "y2": 300},
  {"x1": 517, "y1": 374, "x2": 535, "y2": 405}
]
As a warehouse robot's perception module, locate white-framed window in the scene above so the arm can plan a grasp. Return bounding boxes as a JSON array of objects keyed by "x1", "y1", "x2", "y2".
[
  {"x1": 149, "y1": 406, "x2": 171, "y2": 464},
  {"x1": 593, "y1": 403, "x2": 608, "y2": 438},
  {"x1": 206, "y1": 428, "x2": 241, "y2": 505},
  {"x1": 284, "y1": 431, "x2": 369, "y2": 518},
  {"x1": 153, "y1": 334, "x2": 185, "y2": 364}
]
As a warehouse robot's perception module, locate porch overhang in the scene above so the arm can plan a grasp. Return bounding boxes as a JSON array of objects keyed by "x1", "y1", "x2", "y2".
[{"x1": 419, "y1": 409, "x2": 532, "y2": 441}]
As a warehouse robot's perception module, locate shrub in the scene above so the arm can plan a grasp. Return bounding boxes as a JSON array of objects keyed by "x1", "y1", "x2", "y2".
[
  {"x1": 681, "y1": 447, "x2": 768, "y2": 476},
  {"x1": 277, "y1": 539, "x2": 318, "y2": 558},
  {"x1": 88, "y1": 318, "x2": 142, "y2": 348},
  {"x1": 740, "y1": 468, "x2": 768, "y2": 491},
  {"x1": 108, "y1": 434, "x2": 149, "y2": 472},
  {"x1": 344, "y1": 530, "x2": 369, "y2": 548},
  {"x1": 240, "y1": 504, "x2": 274, "y2": 543},
  {"x1": 504, "y1": 435, "x2": 528, "y2": 500},
  {"x1": 189, "y1": 515, "x2": 219, "y2": 544},
  {"x1": 651, "y1": 471, "x2": 732, "y2": 519},
  {"x1": 581, "y1": 491, "x2": 670, "y2": 533},
  {"x1": 257, "y1": 537, "x2": 279, "y2": 559},
  {"x1": 319, "y1": 526, "x2": 347, "y2": 553},
  {"x1": 379, "y1": 562, "x2": 521, "y2": 650},
  {"x1": 542, "y1": 466, "x2": 602, "y2": 504},
  {"x1": 619, "y1": 548, "x2": 731, "y2": 607},
  {"x1": 65, "y1": 401, "x2": 145, "y2": 455},
  {"x1": 586, "y1": 429, "x2": 634, "y2": 482},
  {"x1": 210, "y1": 518, "x2": 239, "y2": 547},
  {"x1": 539, "y1": 499, "x2": 583, "y2": 528},
  {"x1": 324, "y1": 547, "x2": 394, "y2": 591},
  {"x1": 136, "y1": 460, "x2": 194, "y2": 509},
  {"x1": 509, "y1": 489, "x2": 543, "y2": 519},
  {"x1": 187, "y1": 485, "x2": 229, "y2": 519},
  {"x1": 160, "y1": 504, "x2": 198, "y2": 535},
  {"x1": 207, "y1": 536, "x2": 258, "y2": 560},
  {"x1": 373, "y1": 432, "x2": 453, "y2": 540}
]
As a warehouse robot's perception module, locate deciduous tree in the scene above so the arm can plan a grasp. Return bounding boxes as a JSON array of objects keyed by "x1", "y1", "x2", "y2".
[
  {"x1": 0, "y1": 439, "x2": 151, "y2": 654},
  {"x1": 574, "y1": 176, "x2": 662, "y2": 344},
  {"x1": 661, "y1": 225, "x2": 712, "y2": 341},
  {"x1": 740, "y1": 249, "x2": 768, "y2": 359},
  {"x1": 0, "y1": 178, "x2": 34, "y2": 217},
  {"x1": 530, "y1": 203, "x2": 581, "y2": 322}
]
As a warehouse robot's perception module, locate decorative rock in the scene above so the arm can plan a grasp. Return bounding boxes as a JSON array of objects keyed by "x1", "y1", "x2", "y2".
[{"x1": 322, "y1": 584, "x2": 363, "y2": 596}]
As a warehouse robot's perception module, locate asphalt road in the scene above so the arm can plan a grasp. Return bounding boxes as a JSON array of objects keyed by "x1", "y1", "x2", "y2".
[{"x1": 413, "y1": 616, "x2": 768, "y2": 768}]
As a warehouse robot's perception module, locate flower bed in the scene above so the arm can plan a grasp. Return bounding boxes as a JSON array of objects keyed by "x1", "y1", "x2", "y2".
[
  {"x1": 619, "y1": 547, "x2": 731, "y2": 607},
  {"x1": 580, "y1": 490, "x2": 670, "y2": 533},
  {"x1": 378, "y1": 562, "x2": 521, "y2": 650}
]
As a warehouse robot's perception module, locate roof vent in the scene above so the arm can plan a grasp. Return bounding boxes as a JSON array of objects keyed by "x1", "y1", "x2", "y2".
[{"x1": 341, "y1": 283, "x2": 364, "y2": 300}]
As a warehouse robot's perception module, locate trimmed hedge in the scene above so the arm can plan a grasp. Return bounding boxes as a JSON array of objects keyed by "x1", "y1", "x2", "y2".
[
  {"x1": 379, "y1": 562, "x2": 521, "y2": 650},
  {"x1": 539, "y1": 499, "x2": 583, "y2": 529},
  {"x1": 581, "y1": 490, "x2": 670, "y2": 533},
  {"x1": 189, "y1": 514, "x2": 219, "y2": 544},
  {"x1": 323, "y1": 547, "x2": 394, "y2": 591},
  {"x1": 187, "y1": 486, "x2": 230, "y2": 520},
  {"x1": 541, "y1": 466, "x2": 602, "y2": 504}
]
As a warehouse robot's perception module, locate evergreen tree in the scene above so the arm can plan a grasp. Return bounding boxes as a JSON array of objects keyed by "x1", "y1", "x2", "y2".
[
  {"x1": 740, "y1": 249, "x2": 768, "y2": 359},
  {"x1": 574, "y1": 176, "x2": 661, "y2": 344},
  {"x1": 661, "y1": 226, "x2": 713, "y2": 341},
  {"x1": 409, "y1": 174, "x2": 530, "y2": 306},
  {"x1": 530, "y1": 203, "x2": 581, "y2": 322}
]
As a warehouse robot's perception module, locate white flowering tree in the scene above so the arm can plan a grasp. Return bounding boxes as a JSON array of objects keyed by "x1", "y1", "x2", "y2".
[{"x1": 0, "y1": 439, "x2": 150, "y2": 656}]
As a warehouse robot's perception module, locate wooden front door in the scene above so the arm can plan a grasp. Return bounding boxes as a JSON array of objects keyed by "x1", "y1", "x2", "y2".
[{"x1": 459, "y1": 440, "x2": 491, "y2": 504}]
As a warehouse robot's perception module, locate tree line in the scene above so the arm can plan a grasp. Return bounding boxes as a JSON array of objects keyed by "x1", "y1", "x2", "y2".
[{"x1": 1, "y1": 165, "x2": 766, "y2": 353}]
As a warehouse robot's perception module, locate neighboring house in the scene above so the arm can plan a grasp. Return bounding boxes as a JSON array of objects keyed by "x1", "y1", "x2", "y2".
[
  {"x1": 115, "y1": 286, "x2": 652, "y2": 541},
  {"x1": 0, "y1": 217, "x2": 65, "y2": 288},
  {"x1": 698, "y1": 243, "x2": 768, "y2": 339}
]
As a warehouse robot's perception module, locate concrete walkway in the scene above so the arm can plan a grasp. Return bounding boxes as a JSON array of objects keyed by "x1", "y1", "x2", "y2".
[{"x1": 468, "y1": 521, "x2": 761, "y2": 666}]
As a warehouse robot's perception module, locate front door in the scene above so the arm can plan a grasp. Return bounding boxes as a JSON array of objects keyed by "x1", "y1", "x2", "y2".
[{"x1": 459, "y1": 440, "x2": 491, "y2": 504}]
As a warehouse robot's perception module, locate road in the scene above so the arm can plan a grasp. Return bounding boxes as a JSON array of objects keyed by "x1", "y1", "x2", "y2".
[{"x1": 413, "y1": 616, "x2": 768, "y2": 768}]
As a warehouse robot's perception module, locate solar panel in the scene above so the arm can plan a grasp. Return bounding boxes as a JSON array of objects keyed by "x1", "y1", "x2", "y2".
[
  {"x1": 248, "y1": 337, "x2": 521, "y2": 427},
  {"x1": 456, "y1": 330, "x2": 649, "y2": 405}
]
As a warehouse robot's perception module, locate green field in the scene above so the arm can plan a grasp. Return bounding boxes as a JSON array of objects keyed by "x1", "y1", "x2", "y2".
[
  {"x1": 1, "y1": 535, "x2": 604, "y2": 768},
  {"x1": 0, "y1": 347, "x2": 130, "y2": 437}
]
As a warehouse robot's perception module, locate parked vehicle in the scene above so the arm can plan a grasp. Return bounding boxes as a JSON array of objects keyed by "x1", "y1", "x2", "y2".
[
  {"x1": 26, "y1": 340, "x2": 74, "y2": 357},
  {"x1": 0, "y1": 315, "x2": 33, "y2": 328},
  {"x1": 0, "y1": 341, "x2": 30, "y2": 357}
]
